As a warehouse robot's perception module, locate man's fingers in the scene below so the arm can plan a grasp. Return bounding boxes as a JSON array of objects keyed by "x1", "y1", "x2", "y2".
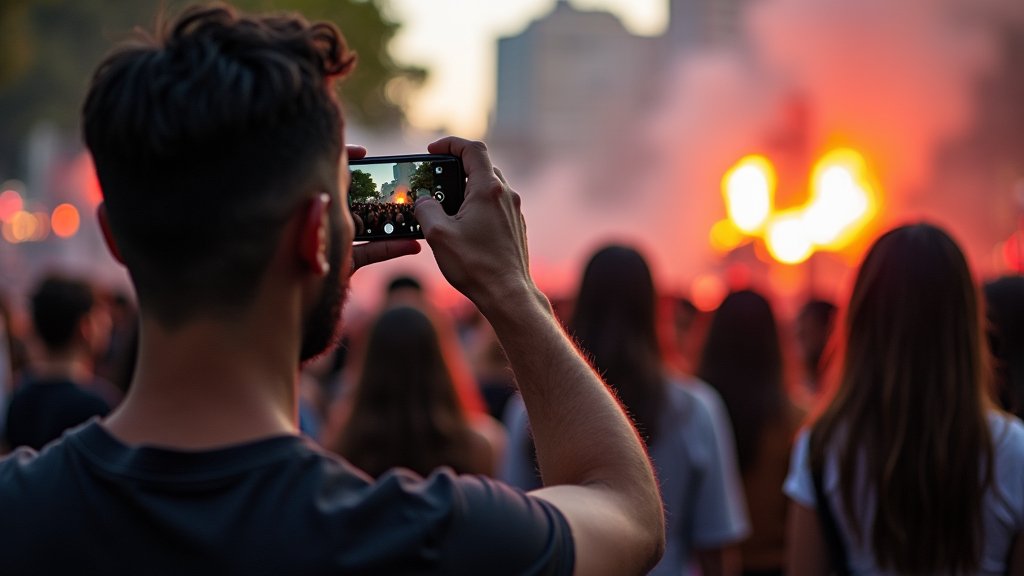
[
  {"x1": 346, "y1": 144, "x2": 368, "y2": 160},
  {"x1": 413, "y1": 196, "x2": 449, "y2": 232},
  {"x1": 351, "y1": 239, "x2": 420, "y2": 273},
  {"x1": 494, "y1": 166, "x2": 508, "y2": 186},
  {"x1": 428, "y1": 137, "x2": 494, "y2": 181}
]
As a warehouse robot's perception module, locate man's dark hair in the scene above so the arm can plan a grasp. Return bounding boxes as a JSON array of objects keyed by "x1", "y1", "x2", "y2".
[
  {"x1": 82, "y1": 4, "x2": 355, "y2": 327},
  {"x1": 31, "y1": 275, "x2": 96, "y2": 353}
]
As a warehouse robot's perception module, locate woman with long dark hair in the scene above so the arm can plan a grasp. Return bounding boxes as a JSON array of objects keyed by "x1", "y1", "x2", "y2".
[
  {"x1": 699, "y1": 290, "x2": 803, "y2": 576},
  {"x1": 785, "y1": 224, "x2": 1024, "y2": 575},
  {"x1": 328, "y1": 306, "x2": 494, "y2": 478},
  {"x1": 501, "y1": 244, "x2": 750, "y2": 576}
]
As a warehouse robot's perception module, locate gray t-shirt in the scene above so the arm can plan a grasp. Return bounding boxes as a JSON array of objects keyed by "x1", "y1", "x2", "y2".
[
  {"x1": 0, "y1": 419, "x2": 575, "y2": 575},
  {"x1": 784, "y1": 412, "x2": 1024, "y2": 575},
  {"x1": 501, "y1": 378, "x2": 750, "y2": 575}
]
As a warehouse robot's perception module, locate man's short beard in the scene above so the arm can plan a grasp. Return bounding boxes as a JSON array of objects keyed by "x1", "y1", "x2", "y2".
[{"x1": 299, "y1": 229, "x2": 347, "y2": 364}]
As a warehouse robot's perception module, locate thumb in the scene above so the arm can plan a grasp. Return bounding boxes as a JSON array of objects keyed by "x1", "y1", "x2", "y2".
[{"x1": 414, "y1": 196, "x2": 448, "y2": 233}]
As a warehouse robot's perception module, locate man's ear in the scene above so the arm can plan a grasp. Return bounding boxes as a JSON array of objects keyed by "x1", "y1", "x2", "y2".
[
  {"x1": 97, "y1": 203, "x2": 124, "y2": 265},
  {"x1": 299, "y1": 193, "x2": 331, "y2": 277}
]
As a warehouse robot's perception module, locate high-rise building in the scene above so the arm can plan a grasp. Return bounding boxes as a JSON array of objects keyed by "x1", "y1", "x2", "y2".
[
  {"x1": 490, "y1": 1, "x2": 660, "y2": 170},
  {"x1": 665, "y1": 0, "x2": 751, "y2": 52},
  {"x1": 489, "y1": 0, "x2": 749, "y2": 173}
]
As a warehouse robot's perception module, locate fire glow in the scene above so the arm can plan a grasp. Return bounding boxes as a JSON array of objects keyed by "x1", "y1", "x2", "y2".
[{"x1": 712, "y1": 148, "x2": 879, "y2": 264}]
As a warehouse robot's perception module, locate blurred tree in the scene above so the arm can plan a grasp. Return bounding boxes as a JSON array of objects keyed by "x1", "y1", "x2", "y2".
[
  {"x1": 409, "y1": 161, "x2": 436, "y2": 197},
  {"x1": 349, "y1": 169, "x2": 378, "y2": 203},
  {"x1": 0, "y1": 0, "x2": 424, "y2": 179}
]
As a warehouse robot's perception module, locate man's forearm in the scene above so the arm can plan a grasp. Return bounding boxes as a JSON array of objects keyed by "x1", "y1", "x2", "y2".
[{"x1": 479, "y1": 286, "x2": 658, "y2": 505}]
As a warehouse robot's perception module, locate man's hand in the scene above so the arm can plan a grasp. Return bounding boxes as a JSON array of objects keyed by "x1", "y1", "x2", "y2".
[
  {"x1": 413, "y1": 137, "x2": 535, "y2": 310},
  {"x1": 414, "y1": 137, "x2": 665, "y2": 576},
  {"x1": 346, "y1": 144, "x2": 421, "y2": 272}
]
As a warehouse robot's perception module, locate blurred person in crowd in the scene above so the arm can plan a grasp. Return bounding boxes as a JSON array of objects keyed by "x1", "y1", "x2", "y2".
[
  {"x1": 794, "y1": 299, "x2": 837, "y2": 401},
  {"x1": 502, "y1": 244, "x2": 749, "y2": 576},
  {"x1": 4, "y1": 275, "x2": 112, "y2": 451},
  {"x1": 984, "y1": 275, "x2": 1024, "y2": 419},
  {"x1": 0, "y1": 5, "x2": 664, "y2": 573},
  {"x1": 670, "y1": 295, "x2": 702, "y2": 371},
  {"x1": 384, "y1": 273, "x2": 425, "y2": 307},
  {"x1": 699, "y1": 290, "x2": 804, "y2": 576},
  {"x1": 329, "y1": 305, "x2": 497, "y2": 477},
  {"x1": 785, "y1": 224, "x2": 1024, "y2": 575},
  {"x1": 0, "y1": 294, "x2": 22, "y2": 443},
  {"x1": 464, "y1": 313, "x2": 517, "y2": 421},
  {"x1": 94, "y1": 291, "x2": 138, "y2": 396}
]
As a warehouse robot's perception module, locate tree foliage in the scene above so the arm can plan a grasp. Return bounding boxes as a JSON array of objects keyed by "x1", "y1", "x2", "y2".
[
  {"x1": 409, "y1": 161, "x2": 436, "y2": 199},
  {"x1": 349, "y1": 169, "x2": 378, "y2": 203},
  {"x1": 0, "y1": 0, "x2": 424, "y2": 178}
]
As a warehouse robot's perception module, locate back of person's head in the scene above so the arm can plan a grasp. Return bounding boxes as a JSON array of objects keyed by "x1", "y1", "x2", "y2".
[
  {"x1": 333, "y1": 306, "x2": 473, "y2": 478},
  {"x1": 812, "y1": 222, "x2": 992, "y2": 574},
  {"x1": 31, "y1": 275, "x2": 96, "y2": 354},
  {"x1": 697, "y1": 289, "x2": 783, "y2": 474},
  {"x1": 795, "y1": 298, "x2": 837, "y2": 382},
  {"x1": 384, "y1": 274, "x2": 424, "y2": 307},
  {"x1": 571, "y1": 244, "x2": 666, "y2": 445},
  {"x1": 82, "y1": 4, "x2": 354, "y2": 328},
  {"x1": 983, "y1": 275, "x2": 1024, "y2": 418}
]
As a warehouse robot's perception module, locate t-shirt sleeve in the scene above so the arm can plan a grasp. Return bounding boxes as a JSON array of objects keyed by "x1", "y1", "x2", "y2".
[
  {"x1": 689, "y1": 389, "x2": 751, "y2": 548},
  {"x1": 783, "y1": 428, "x2": 815, "y2": 507},
  {"x1": 436, "y1": 474, "x2": 575, "y2": 576}
]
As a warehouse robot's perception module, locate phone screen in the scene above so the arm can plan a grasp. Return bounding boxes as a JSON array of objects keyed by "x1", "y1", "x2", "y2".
[{"x1": 348, "y1": 154, "x2": 465, "y2": 241}]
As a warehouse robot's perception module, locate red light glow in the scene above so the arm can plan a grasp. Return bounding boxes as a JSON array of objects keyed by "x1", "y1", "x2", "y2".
[{"x1": 52, "y1": 204, "x2": 80, "y2": 238}]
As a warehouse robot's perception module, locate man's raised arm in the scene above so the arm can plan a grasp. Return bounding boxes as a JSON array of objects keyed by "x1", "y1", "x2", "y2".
[{"x1": 415, "y1": 137, "x2": 665, "y2": 576}]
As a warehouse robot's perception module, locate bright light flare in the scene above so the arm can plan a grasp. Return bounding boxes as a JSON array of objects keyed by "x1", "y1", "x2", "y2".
[
  {"x1": 0, "y1": 190, "x2": 23, "y2": 221},
  {"x1": 709, "y1": 219, "x2": 745, "y2": 253},
  {"x1": 722, "y1": 155, "x2": 774, "y2": 234},
  {"x1": 4, "y1": 211, "x2": 37, "y2": 243},
  {"x1": 691, "y1": 274, "x2": 727, "y2": 312},
  {"x1": 766, "y1": 211, "x2": 813, "y2": 265},
  {"x1": 804, "y1": 149, "x2": 876, "y2": 249},
  {"x1": 51, "y1": 204, "x2": 80, "y2": 238}
]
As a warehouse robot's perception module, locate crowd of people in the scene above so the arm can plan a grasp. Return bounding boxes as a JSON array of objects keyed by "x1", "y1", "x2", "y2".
[
  {"x1": 351, "y1": 201, "x2": 421, "y2": 237},
  {"x1": 1, "y1": 3, "x2": 1022, "y2": 574},
  {"x1": 5, "y1": 225, "x2": 1024, "y2": 573}
]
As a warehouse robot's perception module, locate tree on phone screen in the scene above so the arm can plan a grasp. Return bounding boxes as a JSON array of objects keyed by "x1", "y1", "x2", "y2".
[
  {"x1": 409, "y1": 162, "x2": 436, "y2": 199},
  {"x1": 349, "y1": 170, "x2": 378, "y2": 203}
]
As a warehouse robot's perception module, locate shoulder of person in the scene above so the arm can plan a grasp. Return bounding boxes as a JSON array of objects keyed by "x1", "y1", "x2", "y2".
[{"x1": 988, "y1": 410, "x2": 1024, "y2": 460}]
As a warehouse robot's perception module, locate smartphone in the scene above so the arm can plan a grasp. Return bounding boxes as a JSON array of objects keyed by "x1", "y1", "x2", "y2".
[{"x1": 348, "y1": 154, "x2": 465, "y2": 241}]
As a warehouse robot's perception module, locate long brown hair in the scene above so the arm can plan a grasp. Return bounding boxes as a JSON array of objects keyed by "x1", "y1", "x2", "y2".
[
  {"x1": 570, "y1": 245, "x2": 667, "y2": 445},
  {"x1": 810, "y1": 223, "x2": 993, "y2": 573},
  {"x1": 331, "y1": 306, "x2": 476, "y2": 478},
  {"x1": 698, "y1": 290, "x2": 785, "y2": 474}
]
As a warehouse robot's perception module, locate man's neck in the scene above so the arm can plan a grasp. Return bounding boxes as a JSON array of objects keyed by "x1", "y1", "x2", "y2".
[{"x1": 103, "y1": 314, "x2": 302, "y2": 450}]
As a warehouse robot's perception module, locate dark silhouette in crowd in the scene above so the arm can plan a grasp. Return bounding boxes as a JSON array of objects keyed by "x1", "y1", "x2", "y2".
[
  {"x1": 94, "y1": 291, "x2": 138, "y2": 396},
  {"x1": 699, "y1": 290, "x2": 803, "y2": 576},
  {"x1": 0, "y1": 5, "x2": 664, "y2": 573},
  {"x1": 464, "y1": 311, "x2": 517, "y2": 422},
  {"x1": 670, "y1": 295, "x2": 703, "y2": 371},
  {"x1": 794, "y1": 298, "x2": 837, "y2": 399},
  {"x1": 4, "y1": 275, "x2": 112, "y2": 451},
  {"x1": 0, "y1": 293, "x2": 26, "y2": 441},
  {"x1": 329, "y1": 306, "x2": 496, "y2": 477},
  {"x1": 502, "y1": 244, "x2": 748, "y2": 576},
  {"x1": 784, "y1": 223, "x2": 1024, "y2": 575},
  {"x1": 984, "y1": 275, "x2": 1024, "y2": 419},
  {"x1": 384, "y1": 273, "x2": 425, "y2": 306}
]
